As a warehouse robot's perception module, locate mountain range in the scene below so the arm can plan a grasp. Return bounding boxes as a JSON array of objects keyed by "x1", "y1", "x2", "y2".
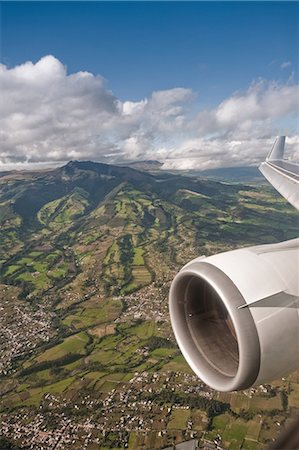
[{"x1": 1, "y1": 161, "x2": 298, "y2": 449}]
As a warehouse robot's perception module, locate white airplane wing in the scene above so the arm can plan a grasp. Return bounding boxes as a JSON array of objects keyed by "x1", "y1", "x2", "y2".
[
  {"x1": 259, "y1": 136, "x2": 299, "y2": 210},
  {"x1": 169, "y1": 136, "x2": 299, "y2": 393}
]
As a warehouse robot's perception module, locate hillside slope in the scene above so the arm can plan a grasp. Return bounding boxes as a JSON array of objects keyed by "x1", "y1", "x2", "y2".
[{"x1": 0, "y1": 161, "x2": 298, "y2": 449}]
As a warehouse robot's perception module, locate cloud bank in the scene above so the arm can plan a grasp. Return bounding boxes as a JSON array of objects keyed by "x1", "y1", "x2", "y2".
[{"x1": 1, "y1": 55, "x2": 298, "y2": 170}]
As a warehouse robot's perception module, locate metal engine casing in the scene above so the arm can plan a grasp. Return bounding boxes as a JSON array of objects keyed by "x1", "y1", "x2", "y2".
[{"x1": 169, "y1": 238, "x2": 299, "y2": 391}]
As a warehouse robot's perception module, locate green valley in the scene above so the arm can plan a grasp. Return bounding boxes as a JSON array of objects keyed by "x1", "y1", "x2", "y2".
[{"x1": 0, "y1": 161, "x2": 298, "y2": 449}]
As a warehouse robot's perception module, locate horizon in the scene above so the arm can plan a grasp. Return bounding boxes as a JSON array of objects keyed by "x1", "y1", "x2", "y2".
[{"x1": 0, "y1": 156, "x2": 263, "y2": 173}]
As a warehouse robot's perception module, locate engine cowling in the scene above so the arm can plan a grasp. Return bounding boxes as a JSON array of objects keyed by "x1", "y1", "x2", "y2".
[{"x1": 169, "y1": 238, "x2": 299, "y2": 392}]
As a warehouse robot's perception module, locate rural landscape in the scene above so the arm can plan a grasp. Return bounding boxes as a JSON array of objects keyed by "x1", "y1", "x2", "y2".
[{"x1": 0, "y1": 161, "x2": 299, "y2": 449}]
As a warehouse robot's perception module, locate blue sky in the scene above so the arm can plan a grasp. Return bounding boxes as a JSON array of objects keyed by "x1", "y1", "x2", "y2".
[
  {"x1": 2, "y1": 2, "x2": 298, "y2": 103},
  {"x1": 1, "y1": 1, "x2": 298, "y2": 169}
]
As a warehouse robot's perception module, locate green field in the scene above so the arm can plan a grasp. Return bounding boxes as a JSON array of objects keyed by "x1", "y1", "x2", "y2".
[
  {"x1": 249, "y1": 395, "x2": 282, "y2": 412},
  {"x1": 162, "y1": 355, "x2": 193, "y2": 374},
  {"x1": 35, "y1": 332, "x2": 90, "y2": 364},
  {"x1": 1, "y1": 161, "x2": 298, "y2": 449},
  {"x1": 206, "y1": 414, "x2": 264, "y2": 450},
  {"x1": 3, "y1": 247, "x2": 71, "y2": 294},
  {"x1": 62, "y1": 299, "x2": 122, "y2": 330},
  {"x1": 167, "y1": 408, "x2": 190, "y2": 429},
  {"x1": 38, "y1": 188, "x2": 89, "y2": 227}
]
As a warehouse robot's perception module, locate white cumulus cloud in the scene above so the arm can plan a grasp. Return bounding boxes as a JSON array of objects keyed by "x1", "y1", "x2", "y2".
[{"x1": 0, "y1": 55, "x2": 298, "y2": 170}]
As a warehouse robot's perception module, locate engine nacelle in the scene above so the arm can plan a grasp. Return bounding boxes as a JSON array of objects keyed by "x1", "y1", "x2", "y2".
[{"x1": 169, "y1": 238, "x2": 299, "y2": 392}]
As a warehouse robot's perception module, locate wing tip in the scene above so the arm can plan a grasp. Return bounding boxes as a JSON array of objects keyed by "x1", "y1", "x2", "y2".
[{"x1": 266, "y1": 136, "x2": 286, "y2": 162}]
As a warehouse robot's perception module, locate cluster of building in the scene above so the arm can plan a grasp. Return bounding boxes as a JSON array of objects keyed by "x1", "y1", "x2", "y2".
[
  {"x1": 1, "y1": 369, "x2": 217, "y2": 449},
  {"x1": 0, "y1": 287, "x2": 54, "y2": 375},
  {"x1": 116, "y1": 280, "x2": 171, "y2": 324}
]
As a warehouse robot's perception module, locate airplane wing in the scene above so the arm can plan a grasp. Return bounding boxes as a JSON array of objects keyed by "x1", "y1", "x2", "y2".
[{"x1": 259, "y1": 136, "x2": 299, "y2": 210}]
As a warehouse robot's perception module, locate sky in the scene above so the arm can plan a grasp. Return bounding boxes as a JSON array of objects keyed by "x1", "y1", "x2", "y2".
[{"x1": 1, "y1": 1, "x2": 299, "y2": 170}]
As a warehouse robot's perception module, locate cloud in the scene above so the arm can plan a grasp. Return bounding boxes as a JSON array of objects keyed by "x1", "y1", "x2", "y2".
[
  {"x1": 161, "y1": 136, "x2": 299, "y2": 170},
  {"x1": 0, "y1": 55, "x2": 298, "y2": 170},
  {"x1": 0, "y1": 55, "x2": 120, "y2": 164},
  {"x1": 281, "y1": 61, "x2": 292, "y2": 70},
  {"x1": 194, "y1": 81, "x2": 299, "y2": 135}
]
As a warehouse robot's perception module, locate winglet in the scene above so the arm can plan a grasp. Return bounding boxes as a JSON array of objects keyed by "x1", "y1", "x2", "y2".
[
  {"x1": 260, "y1": 136, "x2": 299, "y2": 211},
  {"x1": 266, "y1": 136, "x2": 286, "y2": 161}
]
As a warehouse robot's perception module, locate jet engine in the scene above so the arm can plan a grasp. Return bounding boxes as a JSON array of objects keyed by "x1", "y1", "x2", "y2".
[{"x1": 169, "y1": 238, "x2": 299, "y2": 391}]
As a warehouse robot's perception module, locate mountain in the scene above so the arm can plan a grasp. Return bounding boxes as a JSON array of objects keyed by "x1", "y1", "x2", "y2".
[
  {"x1": 118, "y1": 159, "x2": 163, "y2": 172},
  {"x1": 1, "y1": 161, "x2": 298, "y2": 449}
]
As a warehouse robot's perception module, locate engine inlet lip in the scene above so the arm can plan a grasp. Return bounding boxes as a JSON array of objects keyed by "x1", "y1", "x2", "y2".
[{"x1": 169, "y1": 261, "x2": 261, "y2": 392}]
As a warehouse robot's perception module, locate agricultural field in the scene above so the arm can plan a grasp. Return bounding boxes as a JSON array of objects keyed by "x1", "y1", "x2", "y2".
[
  {"x1": 167, "y1": 408, "x2": 191, "y2": 429},
  {"x1": 37, "y1": 188, "x2": 89, "y2": 229},
  {"x1": 0, "y1": 161, "x2": 298, "y2": 449},
  {"x1": 62, "y1": 298, "x2": 122, "y2": 330},
  {"x1": 2, "y1": 247, "x2": 73, "y2": 295}
]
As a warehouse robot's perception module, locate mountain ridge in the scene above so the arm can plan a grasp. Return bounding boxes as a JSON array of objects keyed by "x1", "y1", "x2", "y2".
[{"x1": 1, "y1": 159, "x2": 299, "y2": 449}]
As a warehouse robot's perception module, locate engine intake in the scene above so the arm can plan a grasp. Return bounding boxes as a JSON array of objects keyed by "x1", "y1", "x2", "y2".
[{"x1": 169, "y1": 239, "x2": 299, "y2": 392}]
